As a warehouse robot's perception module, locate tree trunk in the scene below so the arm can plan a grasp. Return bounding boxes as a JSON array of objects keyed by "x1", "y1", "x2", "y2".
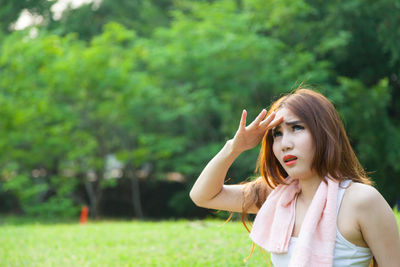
[
  {"x1": 84, "y1": 180, "x2": 100, "y2": 219},
  {"x1": 128, "y1": 169, "x2": 143, "y2": 219}
]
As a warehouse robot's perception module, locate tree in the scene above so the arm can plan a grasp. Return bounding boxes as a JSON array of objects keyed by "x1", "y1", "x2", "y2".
[
  {"x1": 46, "y1": 0, "x2": 174, "y2": 40},
  {"x1": 0, "y1": 0, "x2": 53, "y2": 32}
]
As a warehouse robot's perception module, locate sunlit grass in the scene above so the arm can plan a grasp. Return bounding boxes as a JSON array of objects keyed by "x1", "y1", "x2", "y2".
[
  {"x1": 0, "y1": 210, "x2": 399, "y2": 267},
  {"x1": 394, "y1": 206, "x2": 400, "y2": 232},
  {"x1": 0, "y1": 218, "x2": 267, "y2": 267}
]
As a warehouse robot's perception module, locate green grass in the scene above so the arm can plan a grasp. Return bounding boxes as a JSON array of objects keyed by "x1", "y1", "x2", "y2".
[
  {"x1": 0, "y1": 218, "x2": 268, "y2": 267},
  {"x1": 395, "y1": 206, "x2": 400, "y2": 232},
  {"x1": 0, "y1": 210, "x2": 399, "y2": 267}
]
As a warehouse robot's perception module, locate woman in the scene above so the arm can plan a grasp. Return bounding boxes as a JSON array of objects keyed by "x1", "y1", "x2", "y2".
[{"x1": 189, "y1": 88, "x2": 400, "y2": 266}]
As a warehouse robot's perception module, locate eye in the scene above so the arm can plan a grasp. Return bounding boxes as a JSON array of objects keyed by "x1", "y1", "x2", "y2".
[
  {"x1": 293, "y1": 125, "x2": 304, "y2": 131},
  {"x1": 272, "y1": 130, "x2": 282, "y2": 138}
]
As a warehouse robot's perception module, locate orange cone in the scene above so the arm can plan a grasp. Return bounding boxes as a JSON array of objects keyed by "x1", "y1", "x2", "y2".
[{"x1": 80, "y1": 205, "x2": 89, "y2": 224}]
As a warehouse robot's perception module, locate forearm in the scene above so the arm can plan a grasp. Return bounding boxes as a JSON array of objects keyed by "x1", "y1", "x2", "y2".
[{"x1": 189, "y1": 139, "x2": 242, "y2": 205}]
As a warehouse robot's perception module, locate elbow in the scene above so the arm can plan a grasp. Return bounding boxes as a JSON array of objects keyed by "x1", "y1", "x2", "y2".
[
  {"x1": 189, "y1": 189, "x2": 200, "y2": 206},
  {"x1": 189, "y1": 189, "x2": 205, "y2": 207}
]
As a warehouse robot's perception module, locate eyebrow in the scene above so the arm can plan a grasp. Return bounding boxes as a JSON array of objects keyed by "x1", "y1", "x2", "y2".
[
  {"x1": 272, "y1": 120, "x2": 303, "y2": 131},
  {"x1": 285, "y1": 120, "x2": 303, "y2": 126}
]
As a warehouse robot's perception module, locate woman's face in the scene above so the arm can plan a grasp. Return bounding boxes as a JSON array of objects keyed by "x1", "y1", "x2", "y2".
[{"x1": 272, "y1": 108, "x2": 317, "y2": 180}]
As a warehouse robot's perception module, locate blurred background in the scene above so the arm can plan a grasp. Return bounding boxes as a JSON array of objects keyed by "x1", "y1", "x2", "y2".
[{"x1": 0, "y1": 0, "x2": 399, "y2": 220}]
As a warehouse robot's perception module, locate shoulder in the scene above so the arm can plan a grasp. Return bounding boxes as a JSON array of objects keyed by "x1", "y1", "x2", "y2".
[
  {"x1": 344, "y1": 182, "x2": 394, "y2": 227},
  {"x1": 345, "y1": 182, "x2": 400, "y2": 265},
  {"x1": 344, "y1": 182, "x2": 382, "y2": 210},
  {"x1": 342, "y1": 182, "x2": 390, "y2": 224}
]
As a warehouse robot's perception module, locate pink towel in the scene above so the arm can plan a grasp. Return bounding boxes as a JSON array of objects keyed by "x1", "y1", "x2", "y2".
[{"x1": 249, "y1": 176, "x2": 339, "y2": 267}]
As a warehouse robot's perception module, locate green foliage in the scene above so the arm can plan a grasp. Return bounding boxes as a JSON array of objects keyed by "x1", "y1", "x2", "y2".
[
  {"x1": 0, "y1": 0, "x2": 399, "y2": 217},
  {"x1": 326, "y1": 77, "x2": 400, "y2": 203},
  {"x1": 3, "y1": 174, "x2": 48, "y2": 209},
  {"x1": 2, "y1": 172, "x2": 78, "y2": 217},
  {"x1": 46, "y1": 0, "x2": 174, "y2": 40},
  {"x1": 141, "y1": 0, "x2": 331, "y2": 188},
  {"x1": 26, "y1": 195, "x2": 79, "y2": 218},
  {"x1": 0, "y1": 25, "x2": 139, "y2": 216},
  {"x1": 0, "y1": 0, "x2": 53, "y2": 32}
]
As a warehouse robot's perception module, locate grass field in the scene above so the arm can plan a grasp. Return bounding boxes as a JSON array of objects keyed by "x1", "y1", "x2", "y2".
[
  {"x1": 0, "y1": 218, "x2": 268, "y2": 267},
  {"x1": 0, "y1": 210, "x2": 399, "y2": 267}
]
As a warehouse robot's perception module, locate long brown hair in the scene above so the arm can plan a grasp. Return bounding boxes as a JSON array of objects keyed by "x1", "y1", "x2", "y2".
[
  {"x1": 240, "y1": 87, "x2": 375, "y2": 265},
  {"x1": 259, "y1": 88, "x2": 372, "y2": 188}
]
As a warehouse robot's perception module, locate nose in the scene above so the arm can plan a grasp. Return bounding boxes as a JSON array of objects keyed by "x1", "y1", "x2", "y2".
[{"x1": 281, "y1": 133, "x2": 294, "y2": 152}]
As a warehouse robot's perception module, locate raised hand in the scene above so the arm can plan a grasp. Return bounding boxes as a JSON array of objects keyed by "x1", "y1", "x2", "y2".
[{"x1": 231, "y1": 109, "x2": 283, "y2": 153}]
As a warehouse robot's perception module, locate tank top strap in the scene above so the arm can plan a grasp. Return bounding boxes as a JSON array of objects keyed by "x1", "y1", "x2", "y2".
[{"x1": 336, "y1": 179, "x2": 352, "y2": 215}]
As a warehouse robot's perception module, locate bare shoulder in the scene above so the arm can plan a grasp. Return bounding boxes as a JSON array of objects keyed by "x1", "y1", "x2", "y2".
[
  {"x1": 342, "y1": 182, "x2": 391, "y2": 228},
  {"x1": 344, "y1": 182, "x2": 383, "y2": 210},
  {"x1": 345, "y1": 182, "x2": 400, "y2": 266},
  {"x1": 345, "y1": 181, "x2": 395, "y2": 223}
]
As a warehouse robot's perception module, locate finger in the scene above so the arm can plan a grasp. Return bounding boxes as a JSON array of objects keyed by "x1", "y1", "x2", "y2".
[
  {"x1": 259, "y1": 111, "x2": 277, "y2": 128},
  {"x1": 239, "y1": 109, "x2": 247, "y2": 129},
  {"x1": 266, "y1": 116, "x2": 284, "y2": 129},
  {"x1": 249, "y1": 109, "x2": 267, "y2": 127}
]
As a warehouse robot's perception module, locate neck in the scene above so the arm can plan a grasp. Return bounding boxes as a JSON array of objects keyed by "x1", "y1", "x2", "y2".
[{"x1": 297, "y1": 174, "x2": 322, "y2": 204}]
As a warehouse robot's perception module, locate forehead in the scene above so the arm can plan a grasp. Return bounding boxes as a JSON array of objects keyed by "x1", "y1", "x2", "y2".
[{"x1": 275, "y1": 108, "x2": 300, "y2": 124}]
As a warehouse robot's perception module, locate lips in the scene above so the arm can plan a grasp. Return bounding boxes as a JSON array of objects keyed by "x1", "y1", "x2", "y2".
[{"x1": 283, "y1": 155, "x2": 297, "y2": 166}]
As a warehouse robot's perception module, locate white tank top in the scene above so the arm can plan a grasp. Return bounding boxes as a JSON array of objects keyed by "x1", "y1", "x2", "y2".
[{"x1": 271, "y1": 180, "x2": 373, "y2": 267}]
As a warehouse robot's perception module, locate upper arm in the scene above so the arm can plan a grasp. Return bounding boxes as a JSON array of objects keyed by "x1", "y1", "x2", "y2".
[
  {"x1": 192, "y1": 184, "x2": 261, "y2": 214},
  {"x1": 355, "y1": 185, "x2": 400, "y2": 266}
]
